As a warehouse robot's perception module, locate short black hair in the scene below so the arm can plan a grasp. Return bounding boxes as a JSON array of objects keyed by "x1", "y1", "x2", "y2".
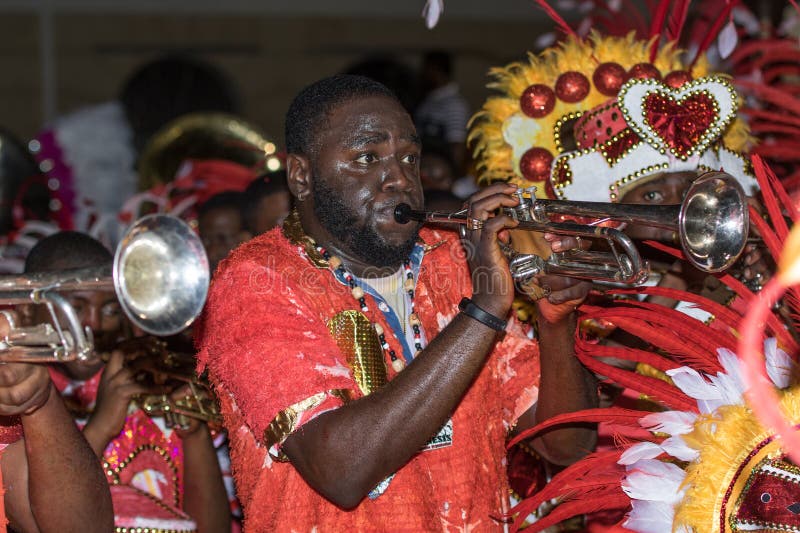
[
  {"x1": 242, "y1": 171, "x2": 289, "y2": 230},
  {"x1": 197, "y1": 190, "x2": 246, "y2": 219},
  {"x1": 25, "y1": 231, "x2": 112, "y2": 273},
  {"x1": 284, "y1": 74, "x2": 400, "y2": 156}
]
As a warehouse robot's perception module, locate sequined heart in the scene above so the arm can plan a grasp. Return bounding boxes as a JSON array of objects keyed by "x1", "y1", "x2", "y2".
[
  {"x1": 644, "y1": 92, "x2": 716, "y2": 158},
  {"x1": 618, "y1": 76, "x2": 738, "y2": 160}
]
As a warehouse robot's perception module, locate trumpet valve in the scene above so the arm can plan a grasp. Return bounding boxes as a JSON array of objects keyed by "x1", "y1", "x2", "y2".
[{"x1": 508, "y1": 186, "x2": 540, "y2": 222}]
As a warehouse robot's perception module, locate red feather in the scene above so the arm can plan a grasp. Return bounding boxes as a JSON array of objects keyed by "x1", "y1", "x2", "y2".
[
  {"x1": 665, "y1": 0, "x2": 691, "y2": 42},
  {"x1": 647, "y1": 0, "x2": 671, "y2": 61},
  {"x1": 508, "y1": 407, "x2": 650, "y2": 448},
  {"x1": 689, "y1": 1, "x2": 735, "y2": 69},
  {"x1": 607, "y1": 286, "x2": 744, "y2": 328},
  {"x1": 532, "y1": 0, "x2": 577, "y2": 38},
  {"x1": 744, "y1": 109, "x2": 800, "y2": 129},
  {"x1": 753, "y1": 154, "x2": 800, "y2": 224},
  {"x1": 574, "y1": 345, "x2": 699, "y2": 411},
  {"x1": 515, "y1": 490, "x2": 631, "y2": 532},
  {"x1": 635, "y1": 242, "x2": 799, "y2": 351},
  {"x1": 510, "y1": 451, "x2": 625, "y2": 517},
  {"x1": 736, "y1": 80, "x2": 800, "y2": 116},
  {"x1": 573, "y1": 340, "x2": 686, "y2": 373},
  {"x1": 610, "y1": 300, "x2": 739, "y2": 353},
  {"x1": 750, "y1": 206, "x2": 785, "y2": 261},
  {"x1": 591, "y1": 308, "x2": 730, "y2": 370},
  {"x1": 510, "y1": 451, "x2": 630, "y2": 531},
  {"x1": 753, "y1": 155, "x2": 791, "y2": 241}
]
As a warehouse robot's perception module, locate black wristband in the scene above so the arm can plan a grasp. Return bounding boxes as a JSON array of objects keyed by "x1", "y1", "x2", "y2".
[{"x1": 458, "y1": 297, "x2": 507, "y2": 332}]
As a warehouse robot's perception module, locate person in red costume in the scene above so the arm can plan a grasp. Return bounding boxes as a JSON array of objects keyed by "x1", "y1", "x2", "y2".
[
  {"x1": 22, "y1": 231, "x2": 231, "y2": 533},
  {"x1": 196, "y1": 74, "x2": 598, "y2": 531},
  {"x1": 0, "y1": 310, "x2": 114, "y2": 533}
]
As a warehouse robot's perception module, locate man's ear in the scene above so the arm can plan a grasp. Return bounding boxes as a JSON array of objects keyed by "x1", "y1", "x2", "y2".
[{"x1": 286, "y1": 154, "x2": 312, "y2": 202}]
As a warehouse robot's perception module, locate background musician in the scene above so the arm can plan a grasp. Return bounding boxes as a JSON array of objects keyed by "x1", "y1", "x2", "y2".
[{"x1": 22, "y1": 231, "x2": 230, "y2": 533}]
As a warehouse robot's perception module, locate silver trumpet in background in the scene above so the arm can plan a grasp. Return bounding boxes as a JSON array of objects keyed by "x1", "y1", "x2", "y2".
[
  {"x1": 395, "y1": 171, "x2": 749, "y2": 285},
  {"x1": 0, "y1": 214, "x2": 210, "y2": 362}
]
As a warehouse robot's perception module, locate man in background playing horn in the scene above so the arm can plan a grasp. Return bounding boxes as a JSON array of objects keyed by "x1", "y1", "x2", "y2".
[{"x1": 21, "y1": 231, "x2": 230, "y2": 533}]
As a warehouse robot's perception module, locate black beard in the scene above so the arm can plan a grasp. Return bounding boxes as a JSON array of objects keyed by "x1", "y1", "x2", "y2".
[{"x1": 312, "y1": 177, "x2": 418, "y2": 268}]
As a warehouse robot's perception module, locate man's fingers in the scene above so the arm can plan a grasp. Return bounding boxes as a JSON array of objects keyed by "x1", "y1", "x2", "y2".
[
  {"x1": 103, "y1": 350, "x2": 125, "y2": 379},
  {"x1": 465, "y1": 182, "x2": 518, "y2": 205},
  {"x1": 543, "y1": 233, "x2": 590, "y2": 253},
  {"x1": 547, "y1": 285, "x2": 589, "y2": 305},
  {"x1": 469, "y1": 193, "x2": 520, "y2": 221},
  {"x1": 480, "y1": 215, "x2": 519, "y2": 239}
]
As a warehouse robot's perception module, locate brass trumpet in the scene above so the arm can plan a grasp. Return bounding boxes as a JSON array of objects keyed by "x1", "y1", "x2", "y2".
[
  {"x1": 396, "y1": 172, "x2": 749, "y2": 285},
  {"x1": 110, "y1": 336, "x2": 221, "y2": 426},
  {"x1": 0, "y1": 214, "x2": 209, "y2": 362}
]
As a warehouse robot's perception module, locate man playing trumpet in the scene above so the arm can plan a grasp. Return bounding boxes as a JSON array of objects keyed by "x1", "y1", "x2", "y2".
[
  {"x1": 197, "y1": 74, "x2": 598, "y2": 531},
  {"x1": 21, "y1": 231, "x2": 230, "y2": 533}
]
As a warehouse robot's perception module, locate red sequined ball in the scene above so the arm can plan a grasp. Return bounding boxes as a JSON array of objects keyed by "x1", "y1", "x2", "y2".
[
  {"x1": 664, "y1": 70, "x2": 693, "y2": 88},
  {"x1": 593, "y1": 62, "x2": 627, "y2": 96},
  {"x1": 519, "y1": 147, "x2": 554, "y2": 181},
  {"x1": 520, "y1": 84, "x2": 556, "y2": 118},
  {"x1": 628, "y1": 63, "x2": 661, "y2": 81},
  {"x1": 555, "y1": 72, "x2": 590, "y2": 103}
]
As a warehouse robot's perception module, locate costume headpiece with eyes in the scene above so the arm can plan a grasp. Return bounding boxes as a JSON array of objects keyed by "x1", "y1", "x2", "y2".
[{"x1": 469, "y1": 32, "x2": 759, "y2": 203}]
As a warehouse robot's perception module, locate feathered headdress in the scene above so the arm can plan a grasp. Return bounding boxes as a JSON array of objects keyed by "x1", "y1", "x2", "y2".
[{"x1": 468, "y1": 3, "x2": 758, "y2": 203}]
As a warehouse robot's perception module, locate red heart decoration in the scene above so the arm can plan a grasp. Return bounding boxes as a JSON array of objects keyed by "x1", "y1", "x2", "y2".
[{"x1": 643, "y1": 92, "x2": 717, "y2": 158}]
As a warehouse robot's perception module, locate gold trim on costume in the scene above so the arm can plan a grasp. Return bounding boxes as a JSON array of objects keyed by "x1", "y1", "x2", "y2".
[
  {"x1": 328, "y1": 310, "x2": 388, "y2": 396},
  {"x1": 281, "y1": 209, "x2": 328, "y2": 268},
  {"x1": 264, "y1": 389, "x2": 351, "y2": 462}
]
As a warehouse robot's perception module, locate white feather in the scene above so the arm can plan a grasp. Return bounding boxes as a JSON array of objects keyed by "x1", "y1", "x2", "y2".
[
  {"x1": 639, "y1": 411, "x2": 697, "y2": 436},
  {"x1": 659, "y1": 435, "x2": 699, "y2": 462},
  {"x1": 717, "y1": 19, "x2": 738, "y2": 60},
  {"x1": 623, "y1": 499, "x2": 675, "y2": 533},
  {"x1": 666, "y1": 366, "x2": 716, "y2": 398},
  {"x1": 764, "y1": 337, "x2": 794, "y2": 389},
  {"x1": 622, "y1": 459, "x2": 685, "y2": 504},
  {"x1": 619, "y1": 442, "x2": 663, "y2": 465},
  {"x1": 421, "y1": 0, "x2": 444, "y2": 29}
]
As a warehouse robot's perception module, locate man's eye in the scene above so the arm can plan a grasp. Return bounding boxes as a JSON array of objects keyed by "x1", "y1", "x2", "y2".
[
  {"x1": 643, "y1": 191, "x2": 664, "y2": 202},
  {"x1": 355, "y1": 153, "x2": 376, "y2": 164},
  {"x1": 402, "y1": 154, "x2": 418, "y2": 164},
  {"x1": 102, "y1": 305, "x2": 122, "y2": 318}
]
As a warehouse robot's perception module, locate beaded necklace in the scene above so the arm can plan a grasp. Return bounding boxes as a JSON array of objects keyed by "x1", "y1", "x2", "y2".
[{"x1": 316, "y1": 245, "x2": 424, "y2": 373}]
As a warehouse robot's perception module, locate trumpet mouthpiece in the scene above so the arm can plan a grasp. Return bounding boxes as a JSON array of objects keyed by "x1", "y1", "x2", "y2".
[{"x1": 394, "y1": 203, "x2": 413, "y2": 224}]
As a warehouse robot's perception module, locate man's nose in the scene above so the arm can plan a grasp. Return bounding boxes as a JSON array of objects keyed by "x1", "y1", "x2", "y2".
[
  {"x1": 83, "y1": 307, "x2": 102, "y2": 331},
  {"x1": 381, "y1": 159, "x2": 414, "y2": 192}
]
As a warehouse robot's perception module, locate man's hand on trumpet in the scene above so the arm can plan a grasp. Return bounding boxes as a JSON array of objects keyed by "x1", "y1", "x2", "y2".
[
  {"x1": 0, "y1": 310, "x2": 54, "y2": 416},
  {"x1": 82, "y1": 350, "x2": 151, "y2": 456},
  {"x1": 460, "y1": 182, "x2": 521, "y2": 319},
  {"x1": 529, "y1": 233, "x2": 591, "y2": 324}
]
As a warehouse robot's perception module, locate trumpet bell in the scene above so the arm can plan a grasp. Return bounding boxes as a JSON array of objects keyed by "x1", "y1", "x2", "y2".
[
  {"x1": 680, "y1": 171, "x2": 749, "y2": 273},
  {"x1": 114, "y1": 214, "x2": 209, "y2": 336}
]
